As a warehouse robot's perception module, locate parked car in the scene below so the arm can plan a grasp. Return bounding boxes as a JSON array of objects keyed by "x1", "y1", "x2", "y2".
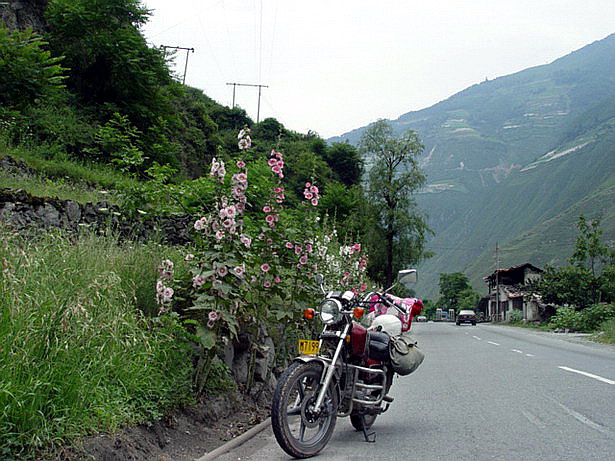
[
  {"x1": 415, "y1": 315, "x2": 427, "y2": 322},
  {"x1": 456, "y1": 310, "x2": 477, "y2": 325}
]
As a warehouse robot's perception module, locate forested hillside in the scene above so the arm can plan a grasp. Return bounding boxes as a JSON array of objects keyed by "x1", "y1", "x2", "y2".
[{"x1": 331, "y1": 33, "x2": 615, "y2": 297}]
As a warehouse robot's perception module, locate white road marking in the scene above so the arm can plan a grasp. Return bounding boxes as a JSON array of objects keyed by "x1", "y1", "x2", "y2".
[
  {"x1": 558, "y1": 366, "x2": 615, "y2": 385},
  {"x1": 472, "y1": 336, "x2": 482, "y2": 340},
  {"x1": 526, "y1": 354, "x2": 535, "y2": 357},
  {"x1": 511, "y1": 349, "x2": 524, "y2": 354},
  {"x1": 487, "y1": 341, "x2": 500, "y2": 346},
  {"x1": 555, "y1": 400, "x2": 609, "y2": 434},
  {"x1": 522, "y1": 410, "x2": 546, "y2": 428}
]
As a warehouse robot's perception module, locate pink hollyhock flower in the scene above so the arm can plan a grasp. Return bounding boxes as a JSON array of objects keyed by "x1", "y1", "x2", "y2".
[
  {"x1": 304, "y1": 191, "x2": 313, "y2": 199},
  {"x1": 238, "y1": 137, "x2": 252, "y2": 150},
  {"x1": 305, "y1": 243, "x2": 313, "y2": 253},
  {"x1": 208, "y1": 310, "x2": 219, "y2": 321},
  {"x1": 225, "y1": 205, "x2": 236, "y2": 218},
  {"x1": 360, "y1": 284, "x2": 367, "y2": 292},
  {"x1": 163, "y1": 287, "x2": 174, "y2": 302},
  {"x1": 233, "y1": 265, "x2": 245, "y2": 276},
  {"x1": 310, "y1": 185, "x2": 319, "y2": 193},
  {"x1": 263, "y1": 205, "x2": 272, "y2": 213},
  {"x1": 236, "y1": 160, "x2": 246, "y2": 168},
  {"x1": 285, "y1": 242, "x2": 293, "y2": 249},
  {"x1": 294, "y1": 246, "x2": 302, "y2": 255},
  {"x1": 185, "y1": 253, "x2": 194, "y2": 261},
  {"x1": 260, "y1": 263, "x2": 270, "y2": 272},
  {"x1": 192, "y1": 274, "x2": 205, "y2": 288},
  {"x1": 156, "y1": 280, "x2": 164, "y2": 294},
  {"x1": 265, "y1": 215, "x2": 275, "y2": 224},
  {"x1": 207, "y1": 319, "x2": 216, "y2": 328},
  {"x1": 274, "y1": 275, "x2": 282, "y2": 283},
  {"x1": 299, "y1": 256, "x2": 308, "y2": 265},
  {"x1": 311, "y1": 198, "x2": 318, "y2": 206},
  {"x1": 194, "y1": 217, "x2": 206, "y2": 230},
  {"x1": 217, "y1": 265, "x2": 228, "y2": 277},
  {"x1": 272, "y1": 166, "x2": 281, "y2": 174},
  {"x1": 268, "y1": 158, "x2": 277, "y2": 167},
  {"x1": 263, "y1": 281, "x2": 271, "y2": 288},
  {"x1": 344, "y1": 271, "x2": 350, "y2": 277},
  {"x1": 215, "y1": 230, "x2": 225, "y2": 240},
  {"x1": 305, "y1": 182, "x2": 311, "y2": 188},
  {"x1": 240, "y1": 235, "x2": 252, "y2": 248}
]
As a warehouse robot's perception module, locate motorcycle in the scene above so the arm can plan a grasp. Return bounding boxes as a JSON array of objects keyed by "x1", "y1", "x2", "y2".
[{"x1": 271, "y1": 269, "x2": 421, "y2": 458}]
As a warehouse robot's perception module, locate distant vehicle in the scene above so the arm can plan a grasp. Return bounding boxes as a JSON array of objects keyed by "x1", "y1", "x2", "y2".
[
  {"x1": 435, "y1": 308, "x2": 449, "y2": 321},
  {"x1": 456, "y1": 310, "x2": 477, "y2": 326},
  {"x1": 416, "y1": 315, "x2": 427, "y2": 322}
]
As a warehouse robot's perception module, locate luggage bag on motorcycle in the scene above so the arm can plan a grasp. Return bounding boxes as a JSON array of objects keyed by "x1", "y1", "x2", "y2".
[
  {"x1": 366, "y1": 330, "x2": 390, "y2": 362},
  {"x1": 389, "y1": 331, "x2": 424, "y2": 376}
]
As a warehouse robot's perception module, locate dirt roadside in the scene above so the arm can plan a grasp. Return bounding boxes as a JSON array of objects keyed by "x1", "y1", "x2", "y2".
[{"x1": 55, "y1": 392, "x2": 270, "y2": 461}]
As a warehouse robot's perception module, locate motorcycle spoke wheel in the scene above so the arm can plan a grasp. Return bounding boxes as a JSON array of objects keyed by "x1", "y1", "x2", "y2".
[{"x1": 271, "y1": 361, "x2": 338, "y2": 458}]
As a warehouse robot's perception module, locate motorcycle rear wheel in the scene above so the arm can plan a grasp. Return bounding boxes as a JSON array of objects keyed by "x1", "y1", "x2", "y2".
[{"x1": 271, "y1": 361, "x2": 338, "y2": 458}]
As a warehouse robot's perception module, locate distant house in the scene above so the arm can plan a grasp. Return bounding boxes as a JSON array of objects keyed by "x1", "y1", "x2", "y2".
[{"x1": 483, "y1": 263, "x2": 544, "y2": 322}]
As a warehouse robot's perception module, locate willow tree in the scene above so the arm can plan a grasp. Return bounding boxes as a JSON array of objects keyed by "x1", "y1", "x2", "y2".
[{"x1": 360, "y1": 119, "x2": 431, "y2": 287}]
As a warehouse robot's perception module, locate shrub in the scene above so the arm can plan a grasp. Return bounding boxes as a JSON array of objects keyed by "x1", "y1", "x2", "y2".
[
  {"x1": 549, "y1": 303, "x2": 615, "y2": 331},
  {"x1": 0, "y1": 26, "x2": 66, "y2": 108},
  {"x1": 508, "y1": 310, "x2": 523, "y2": 323},
  {"x1": 549, "y1": 306, "x2": 581, "y2": 330},
  {"x1": 578, "y1": 303, "x2": 615, "y2": 331}
]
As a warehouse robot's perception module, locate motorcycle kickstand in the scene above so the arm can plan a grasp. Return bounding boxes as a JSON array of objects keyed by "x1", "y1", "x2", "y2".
[{"x1": 361, "y1": 415, "x2": 376, "y2": 443}]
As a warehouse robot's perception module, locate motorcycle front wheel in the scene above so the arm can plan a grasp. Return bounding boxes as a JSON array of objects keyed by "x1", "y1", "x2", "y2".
[{"x1": 271, "y1": 361, "x2": 339, "y2": 458}]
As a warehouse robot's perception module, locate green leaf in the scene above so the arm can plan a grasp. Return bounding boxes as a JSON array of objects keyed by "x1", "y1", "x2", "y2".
[{"x1": 196, "y1": 327, "x2": 216, "y2": 350}]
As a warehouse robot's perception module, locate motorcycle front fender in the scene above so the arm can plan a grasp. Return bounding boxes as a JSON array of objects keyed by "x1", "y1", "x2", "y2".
[{"x1": 292, "y1": 355, "x2": 341, "y2": 406}]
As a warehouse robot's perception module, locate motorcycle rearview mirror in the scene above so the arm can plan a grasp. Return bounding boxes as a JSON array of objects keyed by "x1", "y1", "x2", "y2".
[
  {"x1": 314, "y1": 273, "x2": 326, "y2": 294},
  {"x1": 398, "y1": 269, "x2": 418, "y2": 285}
]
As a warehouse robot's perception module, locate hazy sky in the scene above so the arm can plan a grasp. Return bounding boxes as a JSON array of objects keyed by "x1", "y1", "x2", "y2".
[{"x1": 142, "y1": 0, "x2": 615, "y2": 138}]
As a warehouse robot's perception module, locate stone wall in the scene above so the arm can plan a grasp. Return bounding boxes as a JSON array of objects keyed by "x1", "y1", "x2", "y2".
[
  {"x1": 0, "y1": 1, "x2": 48, "y2": 33},
  {"x1": 0, "y1": 187, "x2": 195, "y2": 244}
]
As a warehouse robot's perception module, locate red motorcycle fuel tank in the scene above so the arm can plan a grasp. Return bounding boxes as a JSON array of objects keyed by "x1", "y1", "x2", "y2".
[{"x1": 350, "y1": 322, "x2": 367, "y2": 357}]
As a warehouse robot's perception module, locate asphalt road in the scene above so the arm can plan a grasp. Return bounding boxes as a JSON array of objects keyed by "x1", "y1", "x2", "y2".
[{"x1": 215, "y1": 322, "x2": 615, "y2": 461}]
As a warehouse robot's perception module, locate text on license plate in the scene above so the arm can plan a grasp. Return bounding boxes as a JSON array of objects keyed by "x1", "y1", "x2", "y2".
[{"x1": 298, "y1": 339, "x2": 320, "y2": 355}]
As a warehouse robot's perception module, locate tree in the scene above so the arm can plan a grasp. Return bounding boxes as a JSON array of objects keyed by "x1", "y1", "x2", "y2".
[
  {"x1": 325, "y1": 142, "x2": 363, "y2": 187},
  {"x1": 0, "y1": 26, "x2": 65, "y2": 108},
  {"x1": 437, "y1": 272, "x2": 471, "y2": 310},
  {"x1": 538, "y1": 215, "x2": 614, "y2": 307},
  {"x1": 45, "y1": 0, "x2": 171, "y2": 126},
  {"x1": 360, "y1": 119, "x2": 431, "y2": 287}
]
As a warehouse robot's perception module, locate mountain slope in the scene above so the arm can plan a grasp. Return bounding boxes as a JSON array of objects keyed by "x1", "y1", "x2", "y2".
[{"x1": 330, "y1": 33, "x2": 615, "y2": 298}]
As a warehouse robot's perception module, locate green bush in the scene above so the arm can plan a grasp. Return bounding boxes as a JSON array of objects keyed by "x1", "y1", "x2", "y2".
[
  {"x1": 548, "y1": 303, "x2": 615, "y2": 331},
  {"x1": 578, "y1": 303, "x2": 615, "y2": 331},
  {"x1": 0, "y1": 231, "x2": 193, "y2": 458},
  {"x1": 549, "y1": 306, "x2": 582, "y2": 330},
  {"x1": 0, "y1": 25, "x2": 65, "y2": 108}
]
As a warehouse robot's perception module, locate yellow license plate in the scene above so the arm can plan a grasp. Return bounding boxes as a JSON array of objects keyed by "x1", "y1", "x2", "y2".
[{"x1": 298, "y1": 339, "x2": 320, "y2": 355}]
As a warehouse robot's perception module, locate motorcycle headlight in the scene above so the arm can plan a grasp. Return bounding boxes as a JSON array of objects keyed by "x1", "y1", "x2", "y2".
[{"x1": 319, "y1": 298, "x2": 342, "y2": 324}]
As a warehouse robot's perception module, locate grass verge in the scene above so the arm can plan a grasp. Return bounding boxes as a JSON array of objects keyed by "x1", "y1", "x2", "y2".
[{"x1": 0, "y1": 230, "x2": 194, "y2": 459}]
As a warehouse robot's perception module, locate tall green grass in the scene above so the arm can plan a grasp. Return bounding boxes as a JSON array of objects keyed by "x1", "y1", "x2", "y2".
[
  {"x1": 595, "y1": 318, "x2": 615, "y2": 344},
  {"x1": 0, "y1": 230, "x2": 193, "y2": 459}
]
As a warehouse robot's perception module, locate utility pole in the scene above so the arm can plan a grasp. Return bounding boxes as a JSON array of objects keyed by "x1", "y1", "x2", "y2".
[
  {"x1": 226, "y1": 82, "x2": 269, "y2": 122},
  {"x1": 161, "y1": 45, "x2": 194, "y2": 85},
  {"x1": 495, "y1": 242, "x2": 500, "y2": 322}
]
